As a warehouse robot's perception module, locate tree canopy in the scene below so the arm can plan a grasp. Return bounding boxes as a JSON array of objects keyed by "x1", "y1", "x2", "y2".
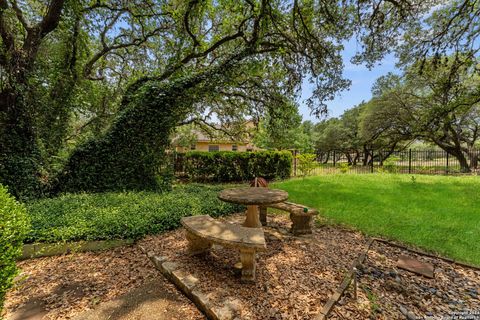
[{"x1": 1, "y1": 0, "x2": 478, "y2": 198}]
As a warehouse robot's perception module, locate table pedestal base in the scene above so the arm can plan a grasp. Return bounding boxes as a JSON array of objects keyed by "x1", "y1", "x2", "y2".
[{"x1": 243, "y1": 205, "x2": 262, "y2": 228}]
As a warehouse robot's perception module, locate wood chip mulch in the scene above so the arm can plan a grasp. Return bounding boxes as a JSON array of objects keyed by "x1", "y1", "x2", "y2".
[
  {"x1": 5, "y1": 212, "x2": 478, "y2": 320},
  {"x1": 330, "y1": 240, "x2": 480, "y2": 319},
  {"x1": 4, "y1": 243, "x2": 203, "y2": 319},
  {"x1": 139, "y1": 213, "x2": 369, "y2": 319}
]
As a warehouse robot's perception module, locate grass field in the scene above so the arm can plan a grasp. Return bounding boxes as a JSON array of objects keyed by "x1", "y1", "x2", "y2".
[{"x1": 272, "y1": 174, "x2": 480, "y2": 266}]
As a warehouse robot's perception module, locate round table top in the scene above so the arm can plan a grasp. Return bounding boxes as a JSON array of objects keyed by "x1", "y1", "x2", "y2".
[{"x1": 218, "y1": 187, "x2": 288, "y2": 205}]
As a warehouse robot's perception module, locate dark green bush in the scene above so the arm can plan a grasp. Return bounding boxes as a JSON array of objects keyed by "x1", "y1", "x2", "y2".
[
  {"x1": 26, "y1": 184, "x2": 243, "y2": 243},
  {"x1": 0, "y1": 185, "x2": 30, "y2": 314},
  {"x1": 184, "y1": 151, "x2": 292, "y2": 182}
]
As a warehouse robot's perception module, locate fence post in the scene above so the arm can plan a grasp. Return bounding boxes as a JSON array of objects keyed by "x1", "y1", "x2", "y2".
[
  {"x1": 408, "y1": 149, "x2": 412, "y2": 174},
  {"x1": 333, "y1": 150, "x2": 336, "y2": 167},
  {"x1": 370, "y1": 150, "x2": 374, "y2": 173},
  {"x1": 446, "y1": 152, "x2": 449, "y2": 175}
]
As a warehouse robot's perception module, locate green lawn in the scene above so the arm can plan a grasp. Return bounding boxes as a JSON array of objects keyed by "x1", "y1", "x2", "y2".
[{"x1": 272, "y1": 174, "x2": 480, "y2": 266}]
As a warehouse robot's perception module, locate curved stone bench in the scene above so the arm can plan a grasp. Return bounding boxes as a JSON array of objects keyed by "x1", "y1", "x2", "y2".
[
  {"x1": 260, "y1": 202, "x2": 318, "y2": 235},
  {"x1": 181, "y1": 215, "x2": 266, "y2": 282}
]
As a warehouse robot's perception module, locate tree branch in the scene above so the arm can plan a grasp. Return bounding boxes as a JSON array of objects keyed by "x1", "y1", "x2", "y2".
[
  {"x1": 22, "y1": 0, "x2": 65, "y2": 62},
  {"x1": 161, "y1": 29, "x2": 245, "y2": 81},
  {"x1": 184, "y1": 0, "x2": 200, "y2": 47},
  {"x1": 9, "y1": 0, "x2": 30, "y2": 31},
  {"x1": 0, "y1": 0, "x2": 15, "y2": 52},
  {"x1": 39, "y1": 0, "x2": 65, "y2": 38},
  {"x1": 83, "y1": 26, "x2": 167, "y2": 79},
  {"x1": 193, "y1": 118, "x2": 240, "y2": 141}
]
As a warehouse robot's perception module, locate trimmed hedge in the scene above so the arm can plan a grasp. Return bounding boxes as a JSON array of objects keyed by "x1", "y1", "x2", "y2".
[
  {"x1": 183, "y1": 151, "x2": 292, "y2": 182},
  {"x1": 0, "y1": 185, "x2": 30, "y2": 314},
  {"x1": 26, "y1": 184, "x2": 243, "y2": 243}
]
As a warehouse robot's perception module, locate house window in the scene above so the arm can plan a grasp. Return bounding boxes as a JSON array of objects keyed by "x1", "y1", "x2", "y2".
[
  {"x1": 190, "y1": 144, "x2": 196, "y2": 150},
  {"x1": 232, "y1": 144, "x2": 238, "y2": 151},
  {"x1": 208, "y1": 145, "x2": 219, "y2": 152}
]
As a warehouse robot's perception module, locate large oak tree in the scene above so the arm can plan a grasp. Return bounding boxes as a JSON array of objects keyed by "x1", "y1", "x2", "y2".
[{"x1": 0, "y1": 0, "x2": 440, "y2": 198}]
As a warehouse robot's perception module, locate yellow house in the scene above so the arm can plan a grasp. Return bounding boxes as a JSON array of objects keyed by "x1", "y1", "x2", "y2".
[{"x1": 174, "y1": 121, "x2": 259, "y2": 152}]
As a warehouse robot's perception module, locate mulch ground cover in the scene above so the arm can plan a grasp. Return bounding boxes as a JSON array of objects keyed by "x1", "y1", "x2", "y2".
[
  {"x1": 4, "y1": 244, "x2": 203, "y2": 320},
  {"x1": 330, "y1": 240, "x2": 480, "y2": 320},
  {"x1": 139, "y1": 213, "x2": 369, "y2": 319},
  {"x1": 4, "y1": 212, "x2": 480, "y2": 320}
]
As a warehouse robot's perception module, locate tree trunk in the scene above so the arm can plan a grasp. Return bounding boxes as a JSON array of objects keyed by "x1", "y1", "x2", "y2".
[
  {"x1": 53, "y1": 84, "x2": 193, "y2": 193},
  {"x1": 379, "y1": 144, "x2": 397, "y2": 166},
  {"x1": 353, "y1": 150, "x2": 360, "y2": 165},
  {"x1": 443, "y1": 147, "x2": 471, "y2": 173},
  {"x1": 362, "y1": 147, "x2": 372, "y2": 166},
  {"x1": 345, "y1": 152, "x2": 352, "y2": 165},
  {"x1": 468, "y1": 150, "x2": 478, "y2": 169},
  {"x1": 0, "y1": 88, "x2": 43, "y2": 199},
  {"x1": 323, "y1": 151, "x2": 330, "y2": 164},
  {"x1": 457, "y1": 152, "x2": 471, "y2": 173}
]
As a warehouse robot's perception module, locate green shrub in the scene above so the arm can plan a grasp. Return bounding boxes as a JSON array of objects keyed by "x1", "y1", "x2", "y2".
[
  {"x1": 296, "y1": 153, "x2": 317, "y2": 176},
  {"x1": 0, "y1": 185, "x2": 30, "y2": 314},
  {"x1": 184, "y1": 151, "x2": 292, "y2": 182},
  {"x1": 26, "y1": 184, "x2": 243, "y2": 243},
  {"x1": 382, "y1": 156, "x2": 401, "y2": 173},
  {"x1": 339, "y1": 162, "x2": 350, "y2": 174}
]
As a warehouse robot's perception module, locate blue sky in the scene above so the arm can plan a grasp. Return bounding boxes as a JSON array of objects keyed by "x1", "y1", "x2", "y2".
[{"x1": 299, "y1": 38, "x2": 399, "y2": 122}]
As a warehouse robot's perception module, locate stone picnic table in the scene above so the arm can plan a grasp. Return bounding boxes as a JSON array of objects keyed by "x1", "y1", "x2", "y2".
[{"x1": 218, "y1": 187, "x2": 289, "y2": 228}]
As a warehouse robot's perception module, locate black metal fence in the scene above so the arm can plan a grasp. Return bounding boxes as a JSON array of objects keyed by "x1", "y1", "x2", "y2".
[{"x1": 292, "y1": 149, "x2": 480, "y2": 176}]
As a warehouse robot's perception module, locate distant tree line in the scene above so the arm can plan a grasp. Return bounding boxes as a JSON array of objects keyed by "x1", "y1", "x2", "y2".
[{"x1": 314, "y1": 55, "x2": 480, "y2": 172}]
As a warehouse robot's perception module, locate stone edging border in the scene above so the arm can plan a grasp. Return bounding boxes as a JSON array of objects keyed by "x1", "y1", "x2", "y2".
[
  {"x1": 141, "y1": 247, "x2": 243, "y2": 320},
  {"x1": 20, "y1": 239, "x2": 135, "y2": 260},
  {"x1": 372, "y1": 237, "x2": 480, "y2": 271},
  {"x1": 314, "y1": 238, "x2": 375, "y2": 320}
]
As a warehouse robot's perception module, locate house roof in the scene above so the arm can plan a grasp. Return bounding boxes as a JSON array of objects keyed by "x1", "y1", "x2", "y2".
[{"x1": 172, "y1": 120, "x2": 258, "y2": 146}]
